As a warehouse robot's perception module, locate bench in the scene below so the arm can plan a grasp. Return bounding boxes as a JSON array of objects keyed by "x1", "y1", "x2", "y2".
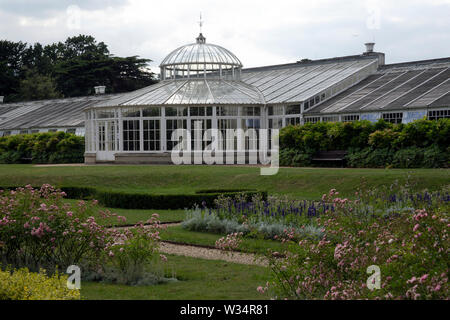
[
  {"x1": 20, "y1": 157, "x2": 33, "y2": 163},
  {"x1": 312, "y1": 150, "x2": 348, "y2": 167}
]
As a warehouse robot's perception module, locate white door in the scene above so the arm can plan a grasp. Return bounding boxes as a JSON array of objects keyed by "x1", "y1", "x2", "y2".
[{"x1": 96, "y1": 121, "x2": 117, "y2": 161}]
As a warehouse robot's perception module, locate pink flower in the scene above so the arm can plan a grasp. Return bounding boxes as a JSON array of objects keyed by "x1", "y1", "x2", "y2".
[
  {"x1": 413, "y1": 224, "x2": 420, "y2": 232},
  {"x1": 257, "y1": 286, "x2": 265, "y2": 294},
  {"x1": 419, "y1": 274, "x2": 428, "y2": 283},
  {"x1": 160, "y1": 254, "x2": 168, "y2": 262}
]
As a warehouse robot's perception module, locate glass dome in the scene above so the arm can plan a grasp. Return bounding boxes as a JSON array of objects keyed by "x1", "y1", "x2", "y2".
[{"x1": 160, "y1": 34, "x2": 243, "y2": 81}]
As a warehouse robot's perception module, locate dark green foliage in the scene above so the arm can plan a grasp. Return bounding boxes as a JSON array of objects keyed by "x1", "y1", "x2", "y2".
[
  {"x1": 17, "y1": 68, "x2": 62, "y2": 101},
  {"x1": 94, "y1": 190, "x2": 268, "y2": 210},
  {"x1": 279, "y1": 148, "x2": 312, "y2": 167},
  {"x1": 0, "y1": 132, "x2": 84, "y2": 164},
  {"x1": 392, "y1": 147, "x2": 424, "y2": 168},
  {"x1": 0, "y1": 35, "x2": 157, "y2": 102},
  {"x1": 422, "y1": 145, "x2": 450, "y2": 168},
  {"x1": 0, "y1": 151, "x2": 22, "y2": 164},
  {"x1": 280, "y1": 119, "x2": 450, "y2": 168},
  {"x1": 195, "y1": 189, "x2": 255, "y2": 194},
  {"x1": 0, "y1": 185, "x2": 267, "y2": 210},
  {"x1": 347, "y1": 148, "x2": 393, "y2": 168}
]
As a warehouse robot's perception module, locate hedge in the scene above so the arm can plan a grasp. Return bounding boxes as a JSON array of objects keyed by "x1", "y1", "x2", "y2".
[
  {"x1": 0, "y1": 186, "x2": 267, "y2": 210},
  {"x1": 0, "y1": 132, "x2": 84, "y2": 164},
  {"x1": 279, "y1": 118, "x2": 450, "y2": 168}
]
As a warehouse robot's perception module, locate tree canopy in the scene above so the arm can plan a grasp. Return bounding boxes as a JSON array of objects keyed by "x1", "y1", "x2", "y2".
[{"x1": 0, "y1": 35, "x2": 157, "y2": 102}]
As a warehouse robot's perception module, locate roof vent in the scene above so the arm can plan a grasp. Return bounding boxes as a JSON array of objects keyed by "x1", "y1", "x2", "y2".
[
  {"x1": 365, "y1": 42, "x2": 375, "y2": 54},
  {"x1": 0, "y1": 96, "x2": 4, "y2": 104},
  {"x1": 94, "y1": 86, "x2": 106, "y2": 95}
]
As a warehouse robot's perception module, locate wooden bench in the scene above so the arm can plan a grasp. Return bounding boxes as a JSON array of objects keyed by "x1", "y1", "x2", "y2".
[{"x1": 312, "y1": 150, "x2": 348, "y2": 167}]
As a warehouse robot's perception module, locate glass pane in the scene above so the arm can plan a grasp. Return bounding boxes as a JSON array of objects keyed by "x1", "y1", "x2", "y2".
[
  {"x1": 122, "y1": 108, "x2": 140, "y2": 117},
  {"x1": 143, "y1": 107, "x2": 161, "y2": 117},
  {"x1": 286, "y1": 105, "x2": 301, "y2": 115}
]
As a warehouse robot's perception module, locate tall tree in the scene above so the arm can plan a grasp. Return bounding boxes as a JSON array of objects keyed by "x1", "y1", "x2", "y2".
[
  {"x1": 18, "y1": 68, "x2": 62, "y2": 101},
  {"x1": 0, "y1": 35, "x2": 157, "y2": 102},
  {"x1": 0, "y1": 40, "x2": 28, "y2": 101}
]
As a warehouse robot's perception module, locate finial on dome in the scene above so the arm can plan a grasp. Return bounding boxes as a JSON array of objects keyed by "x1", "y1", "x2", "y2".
[
  {"x1": 196, "y1": 33, "x2": 206, "y2": 44},
  {"x1": 196, "y1": 13, "x2": 206, "y2": 44}
]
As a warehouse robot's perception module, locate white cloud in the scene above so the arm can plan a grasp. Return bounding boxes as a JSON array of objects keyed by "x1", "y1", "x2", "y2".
[{"x1": 0, "y1": 0, "x2": 449, "y2": 73}]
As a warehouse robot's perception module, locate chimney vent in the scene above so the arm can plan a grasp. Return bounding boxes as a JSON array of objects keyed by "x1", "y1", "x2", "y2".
[
  {"x1": 365, "y1": 42, "x2": 375, "y2": 54},
  {"x1": 0, "y1": 96, "x2": 4, "y2": 104},
  {"x1": 94, "y1": 86, "x2": 106, "y2": 95}
]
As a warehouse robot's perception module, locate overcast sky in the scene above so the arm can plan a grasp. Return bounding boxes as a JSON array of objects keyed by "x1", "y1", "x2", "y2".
[{"x1": 1, "y1": 0, "x2": 449, "y2": 73}]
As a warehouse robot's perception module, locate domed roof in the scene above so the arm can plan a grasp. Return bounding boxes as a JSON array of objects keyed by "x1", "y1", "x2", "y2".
[{"x1": 160, "y1": 34, "x2": 243, "y2": 71}]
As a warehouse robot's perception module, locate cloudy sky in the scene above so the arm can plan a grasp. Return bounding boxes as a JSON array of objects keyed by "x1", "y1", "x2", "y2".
[{"x1": 0, "y1": 0, "x2": 449, "y2": 73}]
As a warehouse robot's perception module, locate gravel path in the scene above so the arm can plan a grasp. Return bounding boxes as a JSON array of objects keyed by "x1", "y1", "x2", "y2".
[
  {"x1": 160, "y1": 242, "x2": 268, "y2": 267},
  {"x1": 110, "y1": 224, "x2": 268, "y2": 267}
]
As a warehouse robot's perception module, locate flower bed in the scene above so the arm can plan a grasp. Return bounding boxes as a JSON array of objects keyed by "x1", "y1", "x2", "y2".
[
  {"x1": 259, "y1": 188, "x2": 450, "y2": 300},
  {"x1": 0, "y1": 185, "x2": 168, "y2": 288}
]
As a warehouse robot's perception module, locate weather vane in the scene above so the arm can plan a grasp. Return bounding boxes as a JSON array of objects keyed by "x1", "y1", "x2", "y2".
[{"x1": 198, "y1": 12, "x2": 203, "y2": 33}]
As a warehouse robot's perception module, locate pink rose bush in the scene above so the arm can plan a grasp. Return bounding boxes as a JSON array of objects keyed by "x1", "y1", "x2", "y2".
[
  {"x1": 0, "y1": 185, "x2": 166, "y2": 284},
  {"x1": 261, "y1": 188, "x2": 449, "y2": 300}
]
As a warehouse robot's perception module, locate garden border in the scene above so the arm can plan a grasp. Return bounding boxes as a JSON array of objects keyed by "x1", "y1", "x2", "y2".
[{"x1": 0, "y1": 186, "x2": 268, "y2": 210}]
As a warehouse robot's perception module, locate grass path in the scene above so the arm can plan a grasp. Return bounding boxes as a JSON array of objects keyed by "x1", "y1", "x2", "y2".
[{"x1": 81, "y1": 254, "x2": 271, "y2": 300}]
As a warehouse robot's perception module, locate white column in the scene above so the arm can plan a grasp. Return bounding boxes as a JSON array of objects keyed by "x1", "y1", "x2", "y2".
[
  {"x1": 139, "y1": 108, "x2": 144, "y2": 152},
  {"x1": 161, "y1": 107, "x2": 167, "y2": 152},
  {"x1": 118, "y1": 109, "x2": 123, "y2": 152}
]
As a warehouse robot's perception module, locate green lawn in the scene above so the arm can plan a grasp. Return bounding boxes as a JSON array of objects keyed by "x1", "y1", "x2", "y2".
[
  {"x1": 81, "y1": 254, "x2": 271, "y2": 300},
  {"x1": 1, "y1": 165, "x2": 449, "y2": 199},
  {"x1": 63, "y1": 199, "x2": 185, "y2": 225},
  {"x1": 160, "y1": 225, "x2": 286, "y2": 255}
]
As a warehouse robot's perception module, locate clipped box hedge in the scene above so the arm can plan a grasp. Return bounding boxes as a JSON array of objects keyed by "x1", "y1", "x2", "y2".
[
  {"x1": 94, "y1": 189, "x2": 268, "y2": 210},
  {"x1": 0, "y1": 185, "x2": 267, "y2": 210}
]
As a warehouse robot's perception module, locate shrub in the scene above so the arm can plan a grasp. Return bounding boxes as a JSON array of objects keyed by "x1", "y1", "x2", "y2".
[
  {"x1": 0, "y1": 132, "x2": 84, "y2": 164},
  {"x1": 279, "y1": 148, "x2": 312, "y2": 167},
  {"x1": 0, "y1": 184, "x2": 170, "y2": 286},
  {"x1": 0, "y1": 185, "x2": 117, "y2": 272},
  {"x1": 422, "y1": 144, "x2": 450, "y2": 168},
  {"x1": 0, "y1": 151, "x2": 23, "y2": 164},
  {"x1": 98, "y1": 215, "x2": 169, "y2": 285},
  {"x1": 0, "y1": 268, "x2": 80, "y2": 300},
  {"x1": 392, "y1": 147, "x2": 424, "y2": 168},
  {"x1": 182, "y1": 212, "x2": 323, "y2": 241},
  {"x1": 260, "y1": 188, "x2": 450, "y2": 300},
  {"x1": 368, "y1": 129, "x2": 401, "y2": 149},
  {"x1": 279, "y1": 118, "x2": 450, "y2": 168}
]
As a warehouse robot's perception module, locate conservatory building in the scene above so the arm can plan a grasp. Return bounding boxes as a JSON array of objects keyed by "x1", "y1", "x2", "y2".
[
  {"x1": 84, "y1": 33, "x2": 273, "y2": 164},
  {"x1": 3, "y1": 32, "x2": 448, "y2": 164},
  {"x1": 84, "y1": 33, "x2": 384, "y2": 164}
]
